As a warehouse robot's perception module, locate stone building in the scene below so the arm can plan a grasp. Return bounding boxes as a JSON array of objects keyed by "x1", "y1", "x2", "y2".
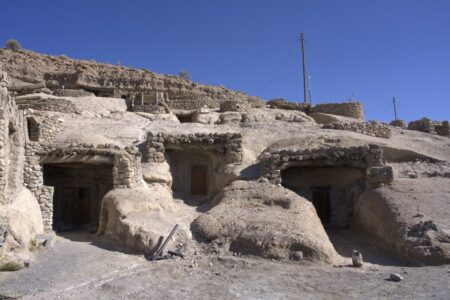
[
  {"x1": 1, "y1": 50, "x2": 449, "y2": 267},
  {"x1": 260, "y1": 143, "x2": 393, "y2": 228}
]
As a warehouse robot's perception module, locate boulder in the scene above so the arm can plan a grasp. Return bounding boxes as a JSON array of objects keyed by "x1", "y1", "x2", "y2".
[
  {"x1": 141, "y1": 162, "x2": 172, "y2": 186},
  {"x1": 0, "y1": 188, "x2": 44, "y2": 253},
  {"x1": 98, "y1": 184, "x2": 190, "y2": 255},
  {"x1": 191, "y1": 180, "x2": 339, "y2": 263}
]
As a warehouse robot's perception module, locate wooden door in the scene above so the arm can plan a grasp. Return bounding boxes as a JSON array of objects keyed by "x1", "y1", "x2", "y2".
[
  {"x1": 312, "y1": 189, "x2": 331, "y2": 224},
  {"x1": 60, "y1": 187, "x2": 89, "y2": 226},
  {"x1": 191, "y1": 165, "x2": 208, "y2": 195}
]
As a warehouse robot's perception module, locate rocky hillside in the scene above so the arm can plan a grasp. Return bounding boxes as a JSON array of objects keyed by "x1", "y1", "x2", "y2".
[{"x1": 0, "y1": 49, "x2": 261, "y2": 106}]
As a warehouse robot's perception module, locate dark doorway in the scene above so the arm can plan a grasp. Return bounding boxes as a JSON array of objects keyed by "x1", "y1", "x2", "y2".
[
  {"x1": 43, "y1": 163, "x2": 113, "y2": 232},
  {"x1": 175, "y1": 112, "x2": 195, "y2": 123},
  {"x1": 27, "y1": 117, "x2": 39, "y2": 141},
  {"x1": 166, "y1": 149, "x2": 215, "y2": 205},
  {"x1": 312, "y1": 188, "x2": 331, "y2": 224},
  {"x1": 191, "y1": 165, "x2": 208, "y2": 195},
  {"x1": 58, "y1": 187, "x2": 90, "y2": 226}
]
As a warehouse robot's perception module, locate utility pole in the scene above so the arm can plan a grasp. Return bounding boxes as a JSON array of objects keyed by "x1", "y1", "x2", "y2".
[
  {"x1": 393, "y1": 97, "x2": 398, "y2": 120},
  {"x1": 300, "y1": 33, "x2": 308, "y2": 104},
  {"x1": 308, "y1": 75, "x2": 313, "y2": 104}
]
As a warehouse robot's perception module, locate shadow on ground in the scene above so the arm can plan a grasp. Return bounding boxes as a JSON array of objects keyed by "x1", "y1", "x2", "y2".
[{"x1": 327, "y1": 228, "x2": 404, "y2": 266}]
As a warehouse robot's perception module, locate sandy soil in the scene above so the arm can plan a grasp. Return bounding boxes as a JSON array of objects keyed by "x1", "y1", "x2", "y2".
[{"x1": 0, "y1": 232, "x2": 448, "y2": 300}]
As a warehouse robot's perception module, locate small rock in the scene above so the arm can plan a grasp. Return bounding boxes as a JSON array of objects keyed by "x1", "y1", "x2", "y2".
[
  {"x1": 289, "y1": 251, "x2": 303, "y2": 261},
  {"x1": 388, "y1": 273, "x2": 403, "y2": 282},
  {"x1": 352, "y1": 250, "x2": 363, "y2": 268}
]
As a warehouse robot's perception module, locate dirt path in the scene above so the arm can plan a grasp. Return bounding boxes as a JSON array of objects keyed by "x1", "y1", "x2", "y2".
[{"x1": 0, "y1": 232, "x2": 449, "y2": 299}]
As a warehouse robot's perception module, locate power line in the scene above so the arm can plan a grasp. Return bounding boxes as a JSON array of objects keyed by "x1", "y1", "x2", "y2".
[
  {"x1": 197, "y1": 38, "x2": 296, "y2": 79},
  {"x1": 257, "y1": 44, "x2": 297, "y2": 96},
  {"x1": 307, "y1": 51, "x2": 351, "y2": 100}
]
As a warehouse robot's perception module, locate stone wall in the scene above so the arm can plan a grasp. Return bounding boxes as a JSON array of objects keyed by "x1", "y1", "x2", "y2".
[
  {"x1": 52, "y1": 89, "x2": 95, "y2": 97},
  {"x1": 0, "y1": 50, "x2": 261, "y2": 111},
  {"x1": 435, "y1": 121, "x2": 449, "y2": 137},
  {"x1": 220, "y1": 100, "x2": 249, "y2": 112},
  {"x1": 312, "y1": 102, "x2": 364, "y2": 120},
  {"x1": 390, "y1": 119, "x2": 407, "y2": 128},
  {"x1": 259, "y1": 144, "x2": 393, "y2": 228},
  {"x1": 132, "y1": 105, "x2": 166, "y2": 114},
  {"x1": 408, "y1": 118, "x2": 449, "y2": 137},
  {"x1": 23, "y1": 110, "x2": 142, "y2": 230},
  {"x1": 323, "y1": 121, "x2": 391, "y2": 138},
  {"x1": 0, "y1": 86, "x2": 25, "y2": 205},
  {"x1": 166, "y1": 99, "x2": 221, "y2": 110},
  {"x1": 15, "y1": 94, "x2": 78, "y2": 114},
  {"x1": 24, "y1": 143, "x2": 141, "y2": 231},
  {"x1": 260, "y1": 144, "x2": 392, "y2": 188},
  {"x1": 145, "y1": 132, "x2": 243, "y2": 165},
  {"x1": 267, "y1": 98, "x2": 311, "y2": 112}
]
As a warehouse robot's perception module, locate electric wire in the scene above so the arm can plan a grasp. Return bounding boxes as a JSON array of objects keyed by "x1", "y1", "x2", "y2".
[
  {"x1": 196, "y1": 38, "x2": 296, "y2": 79},
  {"x1": 257, "y1": 44, "x2": 297, "y2": 96}
]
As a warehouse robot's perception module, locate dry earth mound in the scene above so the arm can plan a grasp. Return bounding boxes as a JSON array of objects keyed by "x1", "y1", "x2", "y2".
[
  {"x1": 192, "y1": 180, "x2": 339, "y2": 263},
  {"x1": 354, "y1": 177, "x2": 450, "y2": 265}
]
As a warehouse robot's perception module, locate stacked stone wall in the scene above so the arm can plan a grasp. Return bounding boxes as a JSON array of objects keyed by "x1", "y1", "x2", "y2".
[
  {"x1": 435, "y1": 122, "x2": 449, "y2": 137},
  {"x1": 0, "y1": 86, "x2": 25, "y2": 205},
  {"x1": 24, "y1": 142, "x2": 141, "y2": 230},
  {"x1": 323, "y1": 121, "x2": 391, "y2": 138},
  {"x1": 166, "y1": 99, "x2": 221, "y2": 110},
  {"x1": 146, "y1": 132, "x2": 243, "y2": 165},
  {"x1": 23, "y1": 111, "x2": 142, "y2": 230},
  {"x1": 220, "y1": 100, "x2": 249, "y2": 112},
  {"x1": 52, "y1": 89, "x2": 95, "y2": 97},
  {"x1": 260, "y1": 144, "x2": 392, "y2": 188},
  {"x1": 267, "y1": 99, "x2": 311, "y2": 112},
  {"x1": 15, "y1": 95, "x2": 78, "y2": 113},
  {"x1": 390, "y1": 119, "x2": 407, "y2": 128},
  {"x1": 132, "y1": 105, "x2": 166, "y2": 114},
  {"x1": 408, "y1": 118, "x2": 449, "y2": 137},
  {"x1": 312, "y1": 102, "x2": 364, "y2": 120}
]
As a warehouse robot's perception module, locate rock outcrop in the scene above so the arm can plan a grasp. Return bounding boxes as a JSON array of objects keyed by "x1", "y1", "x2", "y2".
[
  {"x1": 192, "y1": 180, "x2": 339, "y2": 263},
  {"x1": 0, "y1": 49, "x2": 261, "y2": 110},
  {"x1": 353, "y1": 177, "x2": 450, "y2": 265}
]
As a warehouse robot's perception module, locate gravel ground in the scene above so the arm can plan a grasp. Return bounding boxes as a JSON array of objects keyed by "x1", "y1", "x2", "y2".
[{"x1": 0, "y1": 232, "x2": 449, "y2": 300}]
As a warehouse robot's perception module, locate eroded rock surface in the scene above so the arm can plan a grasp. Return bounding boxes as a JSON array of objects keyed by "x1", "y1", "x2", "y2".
[
  {"x1": 353, "y1": 177, "x2": 450, "y2": 265},
  {"x1": 192, "y1": 180, "x2": 339, "y2": 263}
]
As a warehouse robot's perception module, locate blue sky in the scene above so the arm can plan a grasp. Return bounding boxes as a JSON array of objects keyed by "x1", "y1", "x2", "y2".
[{"x1": 1, "y1": 0, "x2": 449, "y2": 122}]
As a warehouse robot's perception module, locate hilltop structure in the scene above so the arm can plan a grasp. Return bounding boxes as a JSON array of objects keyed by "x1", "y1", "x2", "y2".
[{"x1": 0, "y1": 49, "x2": 449, "y2": 268}]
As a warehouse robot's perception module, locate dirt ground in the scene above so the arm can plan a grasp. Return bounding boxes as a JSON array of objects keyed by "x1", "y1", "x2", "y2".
[{"x1": 0, "y1": 232, "x2": 449, "y2": 300}]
